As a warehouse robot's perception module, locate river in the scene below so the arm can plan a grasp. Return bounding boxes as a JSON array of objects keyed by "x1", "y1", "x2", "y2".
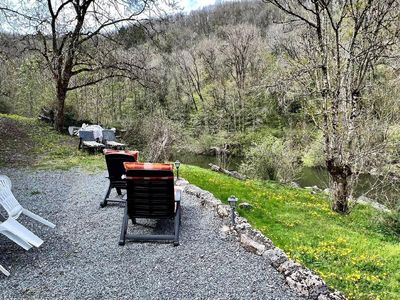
[{"x1": 172, "y1": 151, "x2": 398, "y2": 202}]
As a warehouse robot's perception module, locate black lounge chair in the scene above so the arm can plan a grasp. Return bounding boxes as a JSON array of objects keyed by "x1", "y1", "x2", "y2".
[
  {"x1": 100, "y1": 149, "x2": 139, "y2": 208},
  {"x1": 119, "y1": 162, "x2": 182, "y2": 246},
  {"x1": 102, "y1": 129, "x2": 126, "y2": 149},
  {"x1": 78, "y1": 130, "x2": 105, "y2": 152}
]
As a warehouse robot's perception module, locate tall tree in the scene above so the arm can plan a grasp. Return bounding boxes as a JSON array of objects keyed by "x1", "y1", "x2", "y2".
[
  {"x1": 0, "y1": 0, "x2": 171, "y2": 131},
  {"x1": 264, "y1": 0, "x2": 400, "y2": 213}
]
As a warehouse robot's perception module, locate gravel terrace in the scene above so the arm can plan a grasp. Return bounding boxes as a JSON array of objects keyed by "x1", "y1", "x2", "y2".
[{"x1": 0, "y1": 168, "x2": 305, "y2": 300}]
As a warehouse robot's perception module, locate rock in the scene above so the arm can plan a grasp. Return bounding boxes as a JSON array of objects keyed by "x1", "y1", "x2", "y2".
[
  {"x1": 323, "y1": 188, "x2": 331, "y2": 195},
  {"x1": 236, "y1": 216, "x2": 249, "y2": 224},
  {"x1": 216, "y1": 204, "x2": 229, "y2": 218},
  {"x1": 185, "y1": 185, "x2": 203, "y2": 196},
  {"x1": 200, "y1": 192, "x2": 222, "y2": 208},
  {"x1": 357, "y1": 195, "x2": 390, "y2": 212},
  {"x1": 208, "y1": 163, "x2": 246, "y2": 180},
  {"x1": 240, "y1": 234, "x2": 265, "y2": 255},
  {"x1": 318, "y1": 291, "x2": 346, "y2": 300},
  {"x1": 289, "y1": 182, "x2": 300, "y2": 188},
  {"x1": 175, "y1": 179, "x2": 189, "y2": 186},
  {"x1": 244, "y1": 229, "x2": 274, "y2": 249},
  {"x1": 312, "y1": 185, "x2": 321, "y2": 192},
  {"x1": 286, "y1": 276, "x2": 309, "y2": 297},
  {"x1": 286, "y1": 268, "x2": 328, "y2": 299},
  {"x1": 235, "y1": 221, "x2": 252, "y2": 231},
  {"x1": 239, "y1": 202, "x2": 253, "y2": 210},
  {"x1": 262, "y1": 248, "x2": 288, "y2": 268},
  {"x1": 230, "y1": 171, "x2": 247, "y2": 180},
  {"x1": 210, "y1": 164, "x2": 220, "y2": 172},
  {"x1": 278, "y1": 260, "x2": 302, "y2": 276},
  {"x1": 220, "y1": 225, "x2": 234, "y2": 239}
]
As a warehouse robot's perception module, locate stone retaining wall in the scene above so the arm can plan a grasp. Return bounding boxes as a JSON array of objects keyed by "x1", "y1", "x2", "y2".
[{"x1": 178, "y1": 179, "x2": 346, "y2": 300}]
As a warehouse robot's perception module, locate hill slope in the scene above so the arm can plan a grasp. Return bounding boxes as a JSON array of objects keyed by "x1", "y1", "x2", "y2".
[{"x1": 0, "y1": 114, "x2": 104, "y2": 170}]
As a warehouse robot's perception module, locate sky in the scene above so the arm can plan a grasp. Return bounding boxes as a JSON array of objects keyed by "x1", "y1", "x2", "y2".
[{"x1": 179, "y1": 0, "x2": 217, "y2": 12}]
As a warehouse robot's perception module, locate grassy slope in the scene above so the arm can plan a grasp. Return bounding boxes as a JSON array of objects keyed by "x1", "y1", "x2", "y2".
[
  {"x1": 1, "y1": 114, "x2": 399, "y2": 299},
  {"x1": 181, "y1": 165, "x2": 400, "y2": 300},
  {"x1": 0, "y1": 114, "x2": 104, "y2": 171}
]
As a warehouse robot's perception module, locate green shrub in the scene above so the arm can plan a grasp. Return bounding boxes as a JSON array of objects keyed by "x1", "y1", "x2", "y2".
[
  {"x1": 383, "y1": 209, "x2": 400, "y2": 236},
  {"x1": 0, "y1": 99, "x2": 12, "y2": 114},
  {"x1": 123, "y1": 113, "x2": 181, "y2": 162},
  {"x1": 302, "y1": 131, "x2": 325, "y2": 167},
  {"x1": 239, "y1": 135, "x2": 301, "y2": 182}
]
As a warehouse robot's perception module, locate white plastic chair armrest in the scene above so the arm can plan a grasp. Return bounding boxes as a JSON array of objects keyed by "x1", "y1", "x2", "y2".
[
  {"x1": 1, "y1": 218, "x2": 43, "y2": 248},
  {"x1": 0, "y1": 264, "x2": 10, "y2": 277},
  {"x1": 0, "y1": 230, "x2": 32, "y2": 250},
  {"x1": 174, "y1": 186, "x2": 183, "y2": 202},
  {"x1": 22, "y1": 209, "x2": 56, "y2": 228}
]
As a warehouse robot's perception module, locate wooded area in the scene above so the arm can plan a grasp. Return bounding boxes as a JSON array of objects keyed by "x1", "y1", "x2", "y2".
[{"x1": 0, "y1": 0, "x2": 399, "y2": 216}]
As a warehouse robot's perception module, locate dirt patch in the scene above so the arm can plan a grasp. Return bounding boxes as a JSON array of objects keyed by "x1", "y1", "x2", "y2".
[{"x1": 0, "y1": 117, "x2": 37, "y2": 167}]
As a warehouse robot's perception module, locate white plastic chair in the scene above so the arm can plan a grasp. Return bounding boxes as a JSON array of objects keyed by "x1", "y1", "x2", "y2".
[
  {"x1": 0, "y1": 175, "x2": 12, "y2": 190},
  {"x1": 0, "y1": 264, "x2": 10, "y2": 276},
  {"x1": 0, "y1": 185, "x2": 56, "y2": 229}
]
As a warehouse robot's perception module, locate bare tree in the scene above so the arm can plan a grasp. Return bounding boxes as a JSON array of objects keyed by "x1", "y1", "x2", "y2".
[
  {"x1": 264, "y1": 0, "x2": 400, "y2": 213},
  {"x1": 174, "y1": 47, "x2": 207, "y2": 112},
  {"x1": 219, "y1": 24, "x2": 262, "y2": 132},
  {"x1": 0, "y1": 0, "x2": 172, "y2": 131}
]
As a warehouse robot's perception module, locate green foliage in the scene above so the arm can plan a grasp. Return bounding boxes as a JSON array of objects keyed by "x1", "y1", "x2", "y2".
[
  {"x1": 181, "y1": 165, "x2": 400, "y2": 300},
  {"x1": 381, "y1": 208, "x2": 400, "y2": 237},
  {"x1": 239, "y1": 134, "x2": 301, "y2": 182},
  {"x1": 0, "y1": 99, "x2": 11, "y2": 114},
  {"x1": 302, "y1": 131, "x2": 325, "y2": 167}
]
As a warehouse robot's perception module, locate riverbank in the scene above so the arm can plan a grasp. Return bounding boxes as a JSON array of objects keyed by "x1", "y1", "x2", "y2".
[
  {"x1": 1, "y1": 114, "x2": 399, "y2": 299},
  {"x1": 173, "y1": 150, "x2": 400, "y2": 205},
  {"x1": 180, "y1": 165, "x2": 400, "y2": 300}
]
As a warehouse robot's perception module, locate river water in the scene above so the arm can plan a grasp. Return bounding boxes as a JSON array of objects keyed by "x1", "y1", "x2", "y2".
[{"x1": 172, "y1": 152, "x2": 398, "y2": 201}]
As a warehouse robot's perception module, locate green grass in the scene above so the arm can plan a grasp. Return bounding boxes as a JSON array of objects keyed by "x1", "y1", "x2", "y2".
[
  {"x1": 0, "y1": 113, "x2": 105, "y2": 171},
  {"x1": 180, "y1": 165, "x2": 400, "y2": 300}
]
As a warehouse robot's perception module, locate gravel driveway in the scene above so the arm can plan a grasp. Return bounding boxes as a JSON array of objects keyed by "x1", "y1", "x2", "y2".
[{"x1": 0, "y1": 168, "x2": 304, "y2": 300}]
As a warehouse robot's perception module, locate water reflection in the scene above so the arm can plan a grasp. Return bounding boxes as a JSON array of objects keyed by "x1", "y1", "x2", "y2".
[{"x1": 172, "y1": 152, "x2": 398, "y2": 203}]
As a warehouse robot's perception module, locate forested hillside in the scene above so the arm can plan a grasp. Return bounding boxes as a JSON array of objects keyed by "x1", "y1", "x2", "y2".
[{"x1": 1, "y1": 1, "x2": 399, "y2": 298}]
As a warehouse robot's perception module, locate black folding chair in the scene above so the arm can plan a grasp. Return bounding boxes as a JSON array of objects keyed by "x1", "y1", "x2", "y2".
[
  {"x1": 100, "y1": 149, "x2": 139, "y2": 208},
  {"x1": 119, "y1": 162, "x2": 182, "y2": 246}
]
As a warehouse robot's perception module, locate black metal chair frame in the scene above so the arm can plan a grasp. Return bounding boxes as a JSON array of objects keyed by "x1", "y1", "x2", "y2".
[
  {"x1": 119, "y1": 168, "x2": 182, "y2": 246},
  {"x1": 101, "y1": 152, "x2": 137, "y2": 208}
]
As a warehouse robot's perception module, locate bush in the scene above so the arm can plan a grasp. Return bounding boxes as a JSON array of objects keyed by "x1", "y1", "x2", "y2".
[
  {"x1": 123, "y1": 114, "x2": 181, "y2": 162},
  {"x1": 302, "y1": 131, "x2": 325, "y2": 167},
  {"x1": 239, "y1": 135, "x2": 301, "y2": 182},
  {"x1": 0, "y1": 99, "x2": 12, "y2": 114},
  {"x1": 382, "y1": 208, "x2": 400, "y2": 237}
]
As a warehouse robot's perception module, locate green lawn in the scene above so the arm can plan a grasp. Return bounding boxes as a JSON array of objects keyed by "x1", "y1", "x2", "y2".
[
  {"x1": 0, "y1": 113, "x2": 104, "y2": 171},
  {"x1": 180, "y1": 165, "x2": 400, "y2": 300}
]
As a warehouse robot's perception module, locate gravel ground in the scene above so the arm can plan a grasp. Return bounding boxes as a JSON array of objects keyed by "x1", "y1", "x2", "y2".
[{"x1": 0, "y1": 168, "x2": 305, "y2": 300}]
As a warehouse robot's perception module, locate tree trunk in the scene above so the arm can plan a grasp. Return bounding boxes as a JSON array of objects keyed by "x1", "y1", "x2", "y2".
[
  {"x1": 327, "y1": 159, "x2": 352, "y2": 214},
  {"x1": 54, "y1": 82, "x2": 67, "y2": 131}
]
